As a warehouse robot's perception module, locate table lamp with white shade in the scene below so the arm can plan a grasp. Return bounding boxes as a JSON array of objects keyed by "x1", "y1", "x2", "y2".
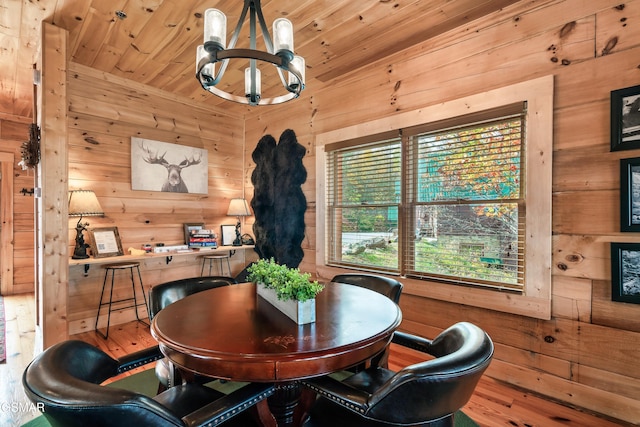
[
  {"x1": 68, "y1": 190, "x2": 104, "y2": 259},
  {"x1": 227, "y1": 198, "x2": 251, "y2": 246}
]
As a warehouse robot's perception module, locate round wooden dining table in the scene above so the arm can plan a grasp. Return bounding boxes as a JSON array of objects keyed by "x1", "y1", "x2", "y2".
[{"x1": 151, "y1": 281, "x2": 402, "y2": 426}]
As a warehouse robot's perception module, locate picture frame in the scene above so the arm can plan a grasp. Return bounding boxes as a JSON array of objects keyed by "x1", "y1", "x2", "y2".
[
  {"x1": 221, "y1": 224, "x2": 236, "y2": 246},
  {"x1": 611, "y1": 84, "x2": 640, "y2": 151},
  {"x1": 183, "y1": 223, "x2": 204, "y2": 246},
  {"x1": 620, "y1": 157, "x2": 640, "y2": 232},
  {"x1": 610, "y1": 243, "x2": 640, "y2": 303},
  {"x1": 88, "y1": 227, "x2": 124, "y2": 258},
  {"x1": 131, "y1": 137, "x2": 209, "y2": 194}
]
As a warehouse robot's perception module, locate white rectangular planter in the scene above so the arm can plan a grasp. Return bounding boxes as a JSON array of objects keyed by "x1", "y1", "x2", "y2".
[{"x1": 256, "y1": 284, "x2": 316, "y2": 324}]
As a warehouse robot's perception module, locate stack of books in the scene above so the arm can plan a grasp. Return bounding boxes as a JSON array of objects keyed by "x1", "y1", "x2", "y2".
[{"x1": 188, "y1": 229, "x2": 218, "y2": 249}]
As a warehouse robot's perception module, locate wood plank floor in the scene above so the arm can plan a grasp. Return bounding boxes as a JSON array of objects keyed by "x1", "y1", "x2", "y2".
[
  {"x1": 2, "y1": 294, "x2": 632, "y2": 426},
  {"x1": 1, "y1": 294, "x2": 39, "y2": 427}
]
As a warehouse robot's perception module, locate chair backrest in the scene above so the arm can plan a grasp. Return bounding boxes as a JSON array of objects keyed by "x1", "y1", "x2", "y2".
[
  {"x1": 368, "y1": 322, "x2": 493, "y2": 424},
  {"x1": 22, "y1": 340, "x2": 185, "y2": 427},
  {"x1": 331, "y1": 273, "x2": 403, "y2": 303},
  {"x1": 235, "y1": 262, "x2": 256, "y2": 283},
  {"x1": 148, "y1": 276, "x2": 236, "y2": 319}
]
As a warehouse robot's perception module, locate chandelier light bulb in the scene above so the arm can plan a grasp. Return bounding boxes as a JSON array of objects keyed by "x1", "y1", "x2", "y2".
[
  {"x1": 273, "y1": 18, "x2": 294, "y2": 55},
  {"x1": 204, "y1": 8, "x2": 226, "y2": 50},
  {"x1": 288, "y1": 56, "x2": 305, "y2": 90},
  {"x1": 196, "y1": 45, "x2": 215, "y2": 78},
  {"x1": 245, "y1": 67, "x2": 261, "y2": 103}
]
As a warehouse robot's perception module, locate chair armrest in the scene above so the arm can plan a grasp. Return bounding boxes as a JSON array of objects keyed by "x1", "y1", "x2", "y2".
[
  {"x1": 117, "y1": 345, "x2": 164, "y2": 374},
  {"x1": 391, "y1": 331, "x2": 433, "y2": 354},
  {"x1": 182, "y1": 382, "x2": 275, "y2": 427},
  {"x1": 302, "y1": 375, "x2": 371, "y2": 415}
]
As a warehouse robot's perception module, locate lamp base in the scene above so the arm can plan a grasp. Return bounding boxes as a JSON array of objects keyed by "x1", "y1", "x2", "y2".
[
  {"x1": 233, "y1": 220, "x2": 242, "y2": 246},
  {"x1": 72, "y1": 221, "x2": 90, "y2": 259}
]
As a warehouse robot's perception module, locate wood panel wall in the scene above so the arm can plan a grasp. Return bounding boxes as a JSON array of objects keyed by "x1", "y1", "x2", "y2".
[
  {"x1": 0, "y1": 116, "x2": 35, "y2": 296},
  {"x1": 63, "y1": 63, "x2": 258, "y2": 335},
  {"x1": 241, "y1": 0, "x2": 640, "y2": 423}
]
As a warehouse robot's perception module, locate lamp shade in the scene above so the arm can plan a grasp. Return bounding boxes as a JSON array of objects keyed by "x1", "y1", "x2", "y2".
[
  {"x1": 204, "y1": 8, "x2": 226, "y2": 50},
  {"x1": 227, "y1": 198, "x2": 251, "y2": 217},
  {"x1": 68, "y1": 190, "x2": 104, "y2": 217},
  {"x1": 288, "y1": 55, "x2": 305, "y2": 90},
  {"x1": 273, "y1": 18, "x2": 294, "y2": 54},
  {"x1": 244, "y1": 67, "x2": 261, "y2": 99}
]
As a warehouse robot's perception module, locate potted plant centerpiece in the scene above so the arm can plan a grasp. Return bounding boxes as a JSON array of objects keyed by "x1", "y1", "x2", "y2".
[{"x1": 247, "y1": 258, "x2": 324, "y2": 324}]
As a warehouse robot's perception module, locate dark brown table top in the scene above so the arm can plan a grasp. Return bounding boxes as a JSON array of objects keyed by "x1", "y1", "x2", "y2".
[{"x1": 151, "y1": 282, "x2": 402, "y2": 382}]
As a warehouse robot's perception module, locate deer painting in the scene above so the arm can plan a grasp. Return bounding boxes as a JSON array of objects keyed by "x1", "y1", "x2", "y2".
[{"x1": 139, "y1": 141, "x2": 202, "y2": 193}]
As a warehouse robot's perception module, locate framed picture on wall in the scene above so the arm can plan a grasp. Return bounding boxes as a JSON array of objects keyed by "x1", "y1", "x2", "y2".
[
  {"x1": 89, "y1": 227, "x2": 124, "y2": 258},
  {"x1": 221, "y1": 224, "x2": 236, "y2": 246},
  {"x1": 131, "y1": 137, "x2": 209, "y2": 194},
  {"x1": 620, "y1": 157, "x2": 640, "y2": 232},
  {"x1": 611, "y1": 243, "x2": 640, "y2": 303},
  {"x1": 611, "y1": 84, "x2": 640, "y2": 151}
]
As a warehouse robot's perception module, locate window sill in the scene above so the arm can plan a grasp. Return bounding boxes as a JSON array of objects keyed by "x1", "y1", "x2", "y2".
[{"x1": 318, "y1": 264, "x2": 550, "y2": 319}]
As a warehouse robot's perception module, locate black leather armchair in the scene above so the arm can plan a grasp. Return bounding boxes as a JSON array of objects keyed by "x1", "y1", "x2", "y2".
[
  {"x1": 148, "y1": 276, "x2": 237, "y2": 389},
  {"x1": 330, "y1": 273, "x2": 403, "y2": 304},
  {"x1": 148, "y1": 276, "x2": 237, "y2": 320},
  {"x1": 331, "y1": 273, "x2": 403, "y2": 370},
  {"x1": 22, "y1": 340, "x2": 274, "y2": 427},
  {"x1": 302, "y1": 322, "x2": 493, "y2": 427}
]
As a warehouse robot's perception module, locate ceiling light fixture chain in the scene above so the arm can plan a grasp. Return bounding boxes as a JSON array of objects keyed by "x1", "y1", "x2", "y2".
[{"x1": 196, "y1": 0, "x2": 305, "y2": 106}]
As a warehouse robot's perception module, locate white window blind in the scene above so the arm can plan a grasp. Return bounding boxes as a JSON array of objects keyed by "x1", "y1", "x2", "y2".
[
  {"x1": 404, "y1": 114, "x2": 525, "y2": 290},
  {"x1": 326, "y1": 108, "x2": 526, "y2": 291},
  {"x1": 326, "y1": 139, "x2": 402, "y2": 272}
]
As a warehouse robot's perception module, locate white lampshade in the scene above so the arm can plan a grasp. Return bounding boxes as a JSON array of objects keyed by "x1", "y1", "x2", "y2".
[
  {"x1": 196, "y1": 44, "x2": 215, "y2": 77},
  {"x1": 244, "y1": 67, "x2": 261, "y2": 99},
  {"x1": 273, "y1": 18, "x2": 294, "y2": 53},
  {"x1": 204, "y1": 8, "x2": 226, "y2": 49},
  {"x1": 68, "y1": 190, "x2": 104, "y2": 217},
  {"x1": 227, "y1": 198, "x2": 251, "y2": 217},
  {"x1": 288, "y1": 55, "x2": 305, "y2": 90}
]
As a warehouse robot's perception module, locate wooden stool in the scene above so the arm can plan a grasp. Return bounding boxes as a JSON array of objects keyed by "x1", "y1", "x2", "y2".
[
  {"x1": 95, "y1": 262, "x2": 149, "y2": 339},
  {"x1": 200, "y1": 253, "x2": 231, "y2": 277}
]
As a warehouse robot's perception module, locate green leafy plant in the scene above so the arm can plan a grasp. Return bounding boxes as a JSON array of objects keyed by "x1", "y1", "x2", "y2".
[{"x1": 247, "y1": 258, "x2": 324, "y2": 302}]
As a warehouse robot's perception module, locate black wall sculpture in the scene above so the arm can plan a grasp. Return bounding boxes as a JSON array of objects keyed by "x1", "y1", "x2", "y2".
[{"x1": 251, "y1": 129, "x2": 307, "y2": 268}]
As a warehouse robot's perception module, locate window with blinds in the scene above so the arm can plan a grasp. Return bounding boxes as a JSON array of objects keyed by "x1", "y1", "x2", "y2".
[
  {"x1": 326, "y1": 106, "x2": 526, "y2": 291},
  {"x1": 326, "y1": 139, "x2": 402, "y2": 272},
  {"x1": 404, "y1": 114, "x2": 525, "y2": 290}
]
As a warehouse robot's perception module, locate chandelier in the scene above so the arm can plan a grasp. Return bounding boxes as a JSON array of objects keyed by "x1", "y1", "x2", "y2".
[{"x1": 196, "y1": 0, "x2": 305, "y2": 106}]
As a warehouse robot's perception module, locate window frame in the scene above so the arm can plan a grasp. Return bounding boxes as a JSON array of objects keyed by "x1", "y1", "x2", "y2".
[
  {"x1": 326, "y1": 139, "x2": 403, "y2": 272},
  {"x1": 316, "y1": 76, "x2": 553, "y2": 320},
  {"x1": 402, "y1": 110, "x2": 526, "y2": 289}
]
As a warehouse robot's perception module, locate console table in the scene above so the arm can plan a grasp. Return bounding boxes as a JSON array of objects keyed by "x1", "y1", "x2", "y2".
[{"x1": 69, "y1": 245, "x2": 255, "y2": 274}]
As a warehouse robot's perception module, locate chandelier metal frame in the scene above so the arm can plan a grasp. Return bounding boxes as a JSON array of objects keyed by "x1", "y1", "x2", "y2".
[{"x1": 196, "y1": 0, "x2": 305, "y2": 106}]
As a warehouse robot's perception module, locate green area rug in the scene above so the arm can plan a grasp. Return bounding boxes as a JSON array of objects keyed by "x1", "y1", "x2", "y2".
[{"x1": 23, "y1": 368, "x2": 478, "y2": 426}]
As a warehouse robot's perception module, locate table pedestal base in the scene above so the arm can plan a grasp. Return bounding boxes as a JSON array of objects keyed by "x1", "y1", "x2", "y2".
[{"x1": 268, "y1": 382, "x2": 301, "y2": 426}]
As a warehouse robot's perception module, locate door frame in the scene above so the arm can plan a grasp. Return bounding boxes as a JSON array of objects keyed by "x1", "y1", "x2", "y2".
[{"x1": 0, "y1": 151, "x2": 14, "y2": 295}]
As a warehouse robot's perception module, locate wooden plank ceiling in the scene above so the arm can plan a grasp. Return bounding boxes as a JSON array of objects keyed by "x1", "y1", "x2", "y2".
[{"x1": 1, "y1": 0, "x2": 520, "y2": 119}]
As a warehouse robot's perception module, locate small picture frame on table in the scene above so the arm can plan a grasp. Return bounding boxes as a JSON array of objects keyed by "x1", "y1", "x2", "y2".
[
  {"x1": 611, "y1": 243, "x2": 640, "y2": 304},
  {"x1": 221, "y1": 224, "x2": 236, "y2": 246},
  {"x1": 620, "y1": 157, "x2": 640, "y2": 232},
  {"x1": 611, "y1": 84, "x2": 640, "y2": 151},
  {"x1": 89, "y1": 227, "x2": 124, "y2": 258}
]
